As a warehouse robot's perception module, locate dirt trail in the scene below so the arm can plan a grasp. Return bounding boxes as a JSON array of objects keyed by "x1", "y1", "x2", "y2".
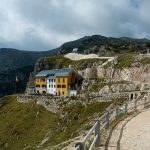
[
  {"x1": 64, "y1": 53, "x2": 114, "y2": 61},
  {"x1": 101, "y1": 109, "x2": 150, "y2": 150}
]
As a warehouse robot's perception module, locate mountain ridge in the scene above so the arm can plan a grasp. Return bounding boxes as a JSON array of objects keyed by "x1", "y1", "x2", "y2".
[
  {"x1": 1, "y1": 34, "x2": 150, "y2": 97},
  {"x1": 0, "y1": 48, "x2": 57, "y2": 97},
  {"x1": 58, "y1": 35, "x2": 150, "y2": 54}
]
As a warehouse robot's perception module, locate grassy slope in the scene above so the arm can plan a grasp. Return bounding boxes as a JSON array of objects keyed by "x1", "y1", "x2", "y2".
[
  {"x1": 115, "y1": 53, "x2": 134, "y2": 68},
  {"x1": 47, "y1": 102, "x2": 112, "y2": 146},
  {"x1": 0, "y1": 96, "x2": 127, "y2": 150},
  {"x1": 0, "y1": 96, "x2": 58, "y2": 150},
  {"x1": 46, "y1": 98, "x2": 126, "y2": 148},
  {"x1": 140, "y1": 57, "x2": 150, "y2": 65}
]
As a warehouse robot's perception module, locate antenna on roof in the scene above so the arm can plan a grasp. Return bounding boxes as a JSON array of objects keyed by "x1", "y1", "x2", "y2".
[
  {"x1": 69, "y1": 65, "x2": 72, "y2": 69},
  {"x1": 147, "y1": 49, "x2": 150, "y2": 54}
]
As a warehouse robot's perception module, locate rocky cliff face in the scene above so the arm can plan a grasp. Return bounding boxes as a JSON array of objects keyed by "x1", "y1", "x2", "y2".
[
  {"x1": 97, "y1": 65, "x2": 150, "y2": 82},
  {"x1": 78, "y1": 54, "x2": 150, "y2": 96},
  {"x1": 80, "y1": 55, "x2": 150, "y2": 83},
  {"x1": 27, "y1": 57, "x2": 53, "y2": 87},
  {"x1": 27, "y1": 54, "x2": 150, "y2": 95}
]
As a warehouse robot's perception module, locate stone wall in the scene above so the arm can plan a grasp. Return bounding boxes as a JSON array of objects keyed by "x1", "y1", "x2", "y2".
[
  {"x1": 17, "y1": 95, "x2": 60, "y2": 113},
  {"x1": 17, "y1": 94, "x2": 123, "y2": 113},
  {"x1": 17, "y1": 92, "x2": 142, "y2": 113}
]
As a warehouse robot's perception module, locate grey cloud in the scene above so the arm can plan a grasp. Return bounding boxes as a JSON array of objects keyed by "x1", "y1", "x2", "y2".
[{"x1": 0, "y1": 0, "x2": 150, "y2": 51}]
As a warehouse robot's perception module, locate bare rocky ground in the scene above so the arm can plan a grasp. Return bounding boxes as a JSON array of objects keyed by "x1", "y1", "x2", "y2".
[
  {"x1": 64, "y1": 53, "x2": 114, "y2": 61},
  {"x1": 100, "y1": 109, "x2": 150, "y2": 150}
]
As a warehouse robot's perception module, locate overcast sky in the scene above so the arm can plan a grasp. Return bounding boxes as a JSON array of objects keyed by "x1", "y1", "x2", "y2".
[{"x1": 0, "y1": 0, "x2": 150, "y2": 51}]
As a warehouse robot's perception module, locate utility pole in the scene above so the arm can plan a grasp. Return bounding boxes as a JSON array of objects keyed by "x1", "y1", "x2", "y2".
[
  {"x1": 15, "y1": 76, "x2": 19, "y2": 93},
  {"x1": 147, "y1": 49, "x2": 150, "y2": 55}
]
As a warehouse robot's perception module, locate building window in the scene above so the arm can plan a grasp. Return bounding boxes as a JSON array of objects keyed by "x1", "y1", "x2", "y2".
[
  {"x1": 62, "y1": 85, "x2": 66, "y2": 88},
  {"x1": 52, "y1": 79, "x2": 53, "y2": 82},
  {"x1": 36, "y1": 85, "x2": 40, "y2": 87},
  {"x1": 51, "y1": 85, "x2": 53, "y2": 88},
  {"x1": 57, "y1": 85, "x2": 61, "y2": 88},
  {"x1": 49, "y1": 85, "x2": 50, "y2": 88},
  {"x1": 54, "y1": 85, "x2": 55, "y2": 88},
  {"x1": 43, "y1": 91, "x2": 46, "y2": 94},
  {"x1": 63, "y1": 78, "x2": 65, "y2": 82},
  {"x1": 59, "y1": 91, "x2": 60, "y2": 95},
  {"x1": 58, "y1": 79, "x2": 60, "y2": 83},
  {"x1": 62, "y1": 92, "x2": 64, "y2": 95},
  {"x1": 42, "y1": 85, "x2": 46, "y2": 88},
  {"x1": 49, "y1": 79, "x2": 51, "y2": 82},
  {"x1": 43, "y1": 79, "x2": 45, "y2": 82},
  {"x1": 54, "y1": 79, "x2": 55, "y2": 82}
]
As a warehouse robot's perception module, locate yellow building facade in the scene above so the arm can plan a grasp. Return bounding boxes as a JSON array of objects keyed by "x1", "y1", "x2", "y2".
[
  {"x1": 56, "y1": 77, "x2": 68, "y2": 96},
  {"x1": 35, "y1": 68, "x2": 82, "y2": 96},
  {"x1": 35, "y1": 77, "x2": 47, "y2": 94},
  {"x1": 56, "y1": 71, "x2": 80, "y2": 96}
]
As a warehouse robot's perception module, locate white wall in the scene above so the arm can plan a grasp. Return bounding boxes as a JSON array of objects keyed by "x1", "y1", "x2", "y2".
[
  {"x1": 47, "y1": 76, "x2": 56, "y2": 95},
  {"x1": 69, "y1": 90, "x2": 77, "y2": 96}
]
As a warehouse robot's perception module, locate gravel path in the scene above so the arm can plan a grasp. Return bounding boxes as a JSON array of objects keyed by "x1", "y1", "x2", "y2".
[
  {"x1": 102, "y1": 109, "x2": 150, "y2": 150},
  {"x1": 64, "y1": 53, "x2": 114, "y2": 61}
]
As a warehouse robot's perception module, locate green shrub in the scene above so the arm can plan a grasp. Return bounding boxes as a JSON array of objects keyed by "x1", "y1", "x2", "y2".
[
  {"x1": 115, "y1": 53, "x2": 133, "y2": 68},
  {"x1": 140, "y1": 57, "x2": 150, "y2": 65}
]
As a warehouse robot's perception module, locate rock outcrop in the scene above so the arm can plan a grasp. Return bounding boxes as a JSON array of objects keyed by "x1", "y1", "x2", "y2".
[{"x1": 97, "y1": 65, "x2": 150, "y2": 82}]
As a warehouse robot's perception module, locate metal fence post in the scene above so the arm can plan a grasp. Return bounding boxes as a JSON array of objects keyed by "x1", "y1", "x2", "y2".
[
  {"x1": 105, "y1": 111, "x2": 109, "y2": 129},
  {"x1": 144, "y1": 97, "x2": 147, "y2": 109},
  {"x1": 149, "y1": 97, "x2": 150, "y2": 108},
  {"x1": 125, "y1": 103, "x2": 128, "y2": 115},
  {"x1": 134, "y1": 99, "x2": 137, "y2": 112},
  {"x1": 95, "y1": 120, "x2": 100, "y2": 147},
  {"x1": 75, "y1": 141, "x2": 84, "y2": 150},
  {"x1": 116, "y1": 107, "x2": 119, "y2": 120}
]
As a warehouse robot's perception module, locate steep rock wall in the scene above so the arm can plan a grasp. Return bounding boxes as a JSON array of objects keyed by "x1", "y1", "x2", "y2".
[{"x1": 97, "y1": 65, "x2": 150, "y2": 82}]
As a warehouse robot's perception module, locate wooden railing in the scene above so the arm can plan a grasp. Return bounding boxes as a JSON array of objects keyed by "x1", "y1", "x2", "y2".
[{"x1": 74, "y1": 96, "x2": 149, "y2": 150}]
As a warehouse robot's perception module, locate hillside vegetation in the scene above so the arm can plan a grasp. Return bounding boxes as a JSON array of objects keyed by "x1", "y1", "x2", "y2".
[
  {"x1": 115, "y1": 53, "x2": 134, "y2": 68},
  {"x1": 33, "y1": 54, "x2": 107, "y2": 76},
  {"x1": 0, "y1": 48, "x2": 57, "y2": 97},
  {"x1": 140, "y1": 57, "x2": 150, "y2": 65},
  {"x1": 0, "y1": 96, "x2": 127, "y2": 149},
  {"x1": 59, "y1": 35, "x2": 150, "y2": 55},
  {"x1": 0, "y1": 96, "x2": 58, "y2": 150},
  {"x1": 0, "y1": 48, "x2": 57, "y2": 72}
]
